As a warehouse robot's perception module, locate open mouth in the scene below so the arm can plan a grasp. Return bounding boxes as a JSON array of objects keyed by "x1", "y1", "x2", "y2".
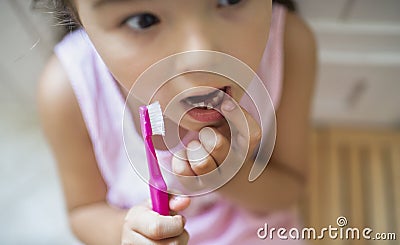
[
  {"x1": 180, "y1": 86, "x2": 231, "y2": 123},
  {"x1": 181, "y1": 86, "x2": 230, "y2": 109}
]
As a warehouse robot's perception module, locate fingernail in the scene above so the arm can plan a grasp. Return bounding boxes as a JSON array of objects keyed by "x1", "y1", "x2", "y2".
[
  {"x1": 173, "y1": 161, "x2": 186, "y2": 175},
  {"x1": 199, "y1": 127, "x2": 216, "y2": 144},
  {"x1": 172, "y1": 195, "x2": 181, "y2": 201},
  {"x1": 187, "y1": 141, "x2": 208, "y2": 166},
  {"x1": 222, "y1": 99, "x2": 236, "y2": 111},
  {"x1": 187, "y1": 140, "x2": 202, "y2": 151}
]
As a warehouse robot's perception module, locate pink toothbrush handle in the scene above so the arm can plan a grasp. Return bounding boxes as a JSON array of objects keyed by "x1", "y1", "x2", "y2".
[
  {"x1": 139, "y1": 105, "x2": 169, "y2": 216},
  {"x1": 150, "y1": 185, "x2": 169, "y2": 215},
  {"x1": 144, "y1": 140, "x2": 169, "y2": 215}
]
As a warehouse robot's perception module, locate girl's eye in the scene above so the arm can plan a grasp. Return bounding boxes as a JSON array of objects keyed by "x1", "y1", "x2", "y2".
[
  {"x1": 217, "y1": 0, "x2": 243, "y2": 7},
  {"x1": 125, "y1": 13, "x2": 160, "y2": 30}
]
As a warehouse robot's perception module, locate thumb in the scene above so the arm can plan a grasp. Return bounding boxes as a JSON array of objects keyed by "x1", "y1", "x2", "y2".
[{"x1": 169, "y1": 195, "x2": 191, "y2": 212}]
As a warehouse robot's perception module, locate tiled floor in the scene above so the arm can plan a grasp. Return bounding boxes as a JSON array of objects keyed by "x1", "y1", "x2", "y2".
[{"x1": 0, "y1": 105, "x2": 79, "y2": 245}]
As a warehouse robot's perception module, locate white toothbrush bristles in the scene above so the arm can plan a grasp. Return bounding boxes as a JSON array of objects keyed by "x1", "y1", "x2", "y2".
[{"x1": 147, "y1": 101, "x2": 165, "y2": 136}]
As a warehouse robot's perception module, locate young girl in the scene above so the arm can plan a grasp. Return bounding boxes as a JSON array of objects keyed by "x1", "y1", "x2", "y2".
[{"x1": 37, "y1": 0, "x2": 316, "y2": 244}]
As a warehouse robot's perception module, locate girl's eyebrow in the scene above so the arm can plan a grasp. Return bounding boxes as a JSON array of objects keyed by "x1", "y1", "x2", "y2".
[{"x1": 93, "y1": 0, "x2": 146, "y2": 9}]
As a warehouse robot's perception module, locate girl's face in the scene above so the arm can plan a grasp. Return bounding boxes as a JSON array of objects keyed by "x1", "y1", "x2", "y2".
[{"x1": 75, "y1": 0, "x2": 272, "y2": 130}]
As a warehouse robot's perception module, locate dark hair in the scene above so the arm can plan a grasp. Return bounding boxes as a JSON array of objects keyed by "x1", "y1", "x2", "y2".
[
  {"x1": 273, "y1": 0, "x2": 296, "y2": 12},
  {"x1": 32, "y1": 0, "x2": 78, "y2": 32},
  {"x1": 32, "y1": 0, "x2": 296, "y2": 31}
]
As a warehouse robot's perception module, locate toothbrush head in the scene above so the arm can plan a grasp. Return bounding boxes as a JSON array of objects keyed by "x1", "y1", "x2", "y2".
[{"x1": 145, "y1": 101, "x2": 165, "y2": 136}]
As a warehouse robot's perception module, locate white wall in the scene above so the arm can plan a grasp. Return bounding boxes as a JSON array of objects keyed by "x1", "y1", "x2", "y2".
[
  {"x1": 0, "y1": 0, "x2": 62, "y2": 113},
  {"x1": 0, "y1": 1, "x2": 78, "y2": 244},
  {"x1": 298, "y1": 0, "x2": 400, "y2": 127}
]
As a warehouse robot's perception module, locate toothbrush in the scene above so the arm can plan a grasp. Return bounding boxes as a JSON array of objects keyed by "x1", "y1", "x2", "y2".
[{"x1": 139, "y1": 101, "x2": 169, "y2": 215}]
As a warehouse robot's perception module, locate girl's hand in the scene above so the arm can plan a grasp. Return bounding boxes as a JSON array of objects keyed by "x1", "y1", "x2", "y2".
[
  {"x1": 172, "y1": 98, "x2": 261, "y2": 181},
  {"x1": 121, "y1": 196, "x2": 190, "y2": 245}
]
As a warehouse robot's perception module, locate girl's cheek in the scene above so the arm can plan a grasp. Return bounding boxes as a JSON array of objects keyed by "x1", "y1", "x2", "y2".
[{"x1": 85, "y1": 1, "x2": 271, "y2": 94}]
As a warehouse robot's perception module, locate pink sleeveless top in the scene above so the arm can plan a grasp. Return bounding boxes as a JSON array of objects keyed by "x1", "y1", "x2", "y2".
[{"x1": 54, "y1": 5, "x2": 303, "y2": 244}]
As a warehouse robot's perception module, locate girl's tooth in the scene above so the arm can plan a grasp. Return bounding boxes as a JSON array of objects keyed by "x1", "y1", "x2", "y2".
[
  {"x1": 212, "y1": 97, "x2": 219, "y2": 103},
  {"x1": 186, "y1": 89, "x2": 228, "y2": 108}
]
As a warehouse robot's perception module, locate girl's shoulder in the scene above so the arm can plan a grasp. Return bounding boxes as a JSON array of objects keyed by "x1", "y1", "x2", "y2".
[
  {"x1": 38, "y1": 54, "x2": 81, "y2": 126},
  {"x1": 38, "y1": 54, "x2": 108, "y2": 210},
  {"x1": 37, "y1": 29, "x2": 107, "y2": 169},
  {"x1": 269, "y1": 10, "x2": 317, "y2": 183},
  {"x1": 283, "y1": 10, "x2": 316, "y2": 60},
  {"x1": 38, "y1": 52, "x2": 94, "y2": 165}
]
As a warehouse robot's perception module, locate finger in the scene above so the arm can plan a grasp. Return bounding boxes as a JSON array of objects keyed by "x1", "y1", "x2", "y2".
[
  {"x1": 169, "y1": 195, "x2": 191, "y2": 212},
  {"x1": 171, "y1": 151, "x2": 204, "y2": 192},
  {"x1": 187, "y1": 140, "x2": 218, "y2": 175},
  {"x1": 125, "y1": 205, "x2": 185, "y2": 240},
  {"x1": 122, "y1": 224, "x2": 149, "y2": 245},
  {"x1": 171, "y1": 150, "x2": 196, "y2": 177},
  {"x1": 221, "y1": 98, "x2": 261, "y2": 149},
  {"x1": 199, "y1": 127, "x2": 230, "y2": 165},
  {"x1": 159, "y1": 230, "x2": 190, "y2": 245},
  {"x1": 122, "y1": 228, "x2": 189, "y2": 245}
]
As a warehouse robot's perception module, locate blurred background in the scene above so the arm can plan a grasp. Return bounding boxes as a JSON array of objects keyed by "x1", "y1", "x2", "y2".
[{"x1": 0, "y1": 0, "x2": 399, "y2": 244}]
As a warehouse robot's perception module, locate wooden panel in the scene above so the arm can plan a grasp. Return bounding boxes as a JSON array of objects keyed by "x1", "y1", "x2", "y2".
[
  {"x1": 308, "y1": 130, "x2": 320, "y2": 228},
  {"x1": 391, "y1": 142, "x2": 400, "y2": 234},
  {"x1": 349, "y1": 145, "x2": 364, "y2": 228},
  {"x1": 369, "y1": 144, "x2": 389, "y2": 241},
  {"x1": 301, "y1": 127, "x2": 400, "y2": 245},
  {"x1": 328, "y1": 130, "x2": 344, "y2": 242}
]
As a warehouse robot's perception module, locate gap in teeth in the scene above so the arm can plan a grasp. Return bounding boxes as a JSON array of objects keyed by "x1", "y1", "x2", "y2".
[{"x1": 185, "y1": 89, "x2": 225, "y2": 109}]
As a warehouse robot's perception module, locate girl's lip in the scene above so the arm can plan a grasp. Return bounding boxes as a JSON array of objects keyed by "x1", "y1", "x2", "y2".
[
  {"x1": 185, "y1": 108, "x2": 224, "y2": 123},
  {"x1": 180, "y1": 86, "x2": 232, "y2": 123}
]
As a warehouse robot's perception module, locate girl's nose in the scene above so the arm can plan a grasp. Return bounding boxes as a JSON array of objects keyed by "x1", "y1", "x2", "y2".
[
  {"x1": 174, "y1": 25, "x2": 219, "y2": 73},
  {"x1": 173, "y1": 50, "x2": 220, "y2": 75}
]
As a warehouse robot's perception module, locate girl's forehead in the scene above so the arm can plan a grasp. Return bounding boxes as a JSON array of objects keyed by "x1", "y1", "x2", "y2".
[
  {"x1": 91, "y1": 0, "x2": 140, "y2": 9},
  {"x1": 77, "y1": 0, "x2": 195, "y2": 14},
  {"x1": 88, "y1": 0, "x2": 193, "y2": 9}
]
